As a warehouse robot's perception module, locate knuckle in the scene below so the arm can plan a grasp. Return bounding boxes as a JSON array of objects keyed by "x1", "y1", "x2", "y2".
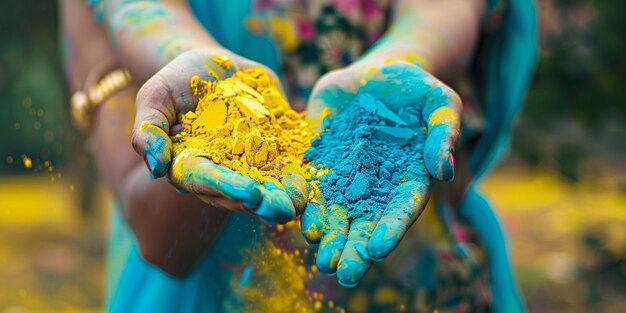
[{"x1": 130, "y1": 129, "x2": 143, "y2": 153}]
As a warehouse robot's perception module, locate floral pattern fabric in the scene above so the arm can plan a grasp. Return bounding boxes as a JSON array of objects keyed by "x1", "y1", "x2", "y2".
[{"x1": 245, "y1": 0, "x2": 393, "y2": 110}]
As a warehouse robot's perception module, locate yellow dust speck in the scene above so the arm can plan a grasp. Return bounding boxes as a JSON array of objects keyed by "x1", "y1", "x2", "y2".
[
  {"x1": 6, "y1": 156, "x2": 13, "y2": 164},
  {"x1": 366, "y1": 66, "x2": 378, "y2": 75},
  {"x1": 401, "y1": 53, "x2": 432, "y2": 71},
  {"x1": 23, "y1": 96, "x2": 32, "y2": 108},
  {"x1": 400, "y1": 304, "x2": 406, "y2": 311},
  {"x1": 33, "y1": 121, "x2": 41, "y2": 130},
  {"x1": 244, "y1": 16, "x2": 265, "y2": 35},
  {"x1": 22, "y1": 156, "x2": 32, "y2": 169},
  {"x1": 314, "y1": 300, "x2": 322, "y2": 311},
  {"x1": 14, "y1": 122, "x2": 20, "y2": 129},
  {"x1": 69, "y1": 185, "x2": 75, "y2": 192},
  {"x1": 411, "y1": 192, "x2": 421, "y2": 203}
]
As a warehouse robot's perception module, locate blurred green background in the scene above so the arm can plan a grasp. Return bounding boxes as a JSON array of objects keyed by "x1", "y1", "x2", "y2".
[{"x1": 0, "y1": 0, "x2": 624, "y2": 312}]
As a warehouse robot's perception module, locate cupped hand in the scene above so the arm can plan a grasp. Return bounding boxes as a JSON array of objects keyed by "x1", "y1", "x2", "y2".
[
  {"x1": 132, "y1": 48, "x2": 305, "y2": 224},
  {"x1": 301, "y1": 59, "x2": 462, "y2": 286}
]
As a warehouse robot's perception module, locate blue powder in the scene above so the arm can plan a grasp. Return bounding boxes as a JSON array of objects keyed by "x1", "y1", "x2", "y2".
[{"x1": 305, "y1": 94, "x2": 428, "y2": 220}]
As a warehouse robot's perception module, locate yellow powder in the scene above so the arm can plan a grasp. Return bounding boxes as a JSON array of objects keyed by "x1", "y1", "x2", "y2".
[
  {"x1": 226, "y1": 224, "x2": 346, "y2": 313},
  {"x1": 172, "y1": 60, "x2": 314, "y2": 183},
  {"x1": 228, "y1": 239, "x2": 316, "y2": 313}
]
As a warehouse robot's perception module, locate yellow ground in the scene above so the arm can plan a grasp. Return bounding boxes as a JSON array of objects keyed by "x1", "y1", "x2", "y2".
[
  {"x1": 0, "y1": 163, "x2": 624, "y2": 312},
  {"x1": 0, "y1": 176, "x2": 109, "y2": 313}
]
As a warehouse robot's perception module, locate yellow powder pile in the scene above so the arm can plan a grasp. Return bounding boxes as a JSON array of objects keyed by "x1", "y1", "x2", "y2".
[{"x1": 172, "y1": 62, "x2": 314, "y2": 183}]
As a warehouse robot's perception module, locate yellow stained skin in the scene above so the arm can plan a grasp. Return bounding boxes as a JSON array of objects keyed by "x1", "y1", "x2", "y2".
[{"x1": 428, "y1": 107, "x2": 457, "y2": 126}]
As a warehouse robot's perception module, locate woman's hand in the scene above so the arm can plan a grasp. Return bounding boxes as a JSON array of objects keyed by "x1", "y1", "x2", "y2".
[
  {"x1": 301, "y1": 59, "x2": 462, "y2": 286},
  {"x1": 132, "y1": 48, "x2": 303, "y2": 224}
]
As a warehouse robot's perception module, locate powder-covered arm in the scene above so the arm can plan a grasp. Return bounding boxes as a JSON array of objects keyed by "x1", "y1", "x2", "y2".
[
  {"x1": 63, "y1": 1, "x2": 304, "y2": 276},
  {"x1": 61, "y1": 0, "x2": 231, "y2": 277},
  {"x1": 363, "y1": 0, "x2": 485, "y2": 82},
  {"x1": 100, "y1": 1, "x2": 304, "y2": 224},
  {"x1": 102, "y1": 0, "x2": 221, "y2": 82}
]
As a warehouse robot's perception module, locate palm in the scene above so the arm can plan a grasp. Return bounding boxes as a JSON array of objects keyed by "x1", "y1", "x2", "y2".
[
  {"x1": 301, "y1": 61, "x2": 461, "y2": 286},
  {"x1": 132, "y1": 48, "x2": 302, "y2": 224}
]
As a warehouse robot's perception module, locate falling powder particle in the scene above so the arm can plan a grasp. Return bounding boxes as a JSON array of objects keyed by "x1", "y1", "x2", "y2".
[{"x1": 22, "y1": 156, "x2": 32, "y2": 169}]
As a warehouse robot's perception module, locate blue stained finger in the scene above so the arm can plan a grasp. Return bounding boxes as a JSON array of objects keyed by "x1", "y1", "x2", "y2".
[
  {"x1": 422, "y1": 87, "x2": 461, "y2": 182},
  {"x1": 368, "y1": 179, "x2": 431, "y2": 261},
  {"x1": 316, "y1": 204, "x2": 349, "y2": 275},
  {"x1": 170, "y1": 150, "x2": 262, "y2": 204},
  {"x1": 281, "y1": 164, "x2": 309, "y2": 215},
  {"x1": 255, "y1": 179, "x2": 296, "y2": 225},
  {"x1": 336, "y1": 214, "x2": 380, "y2": 287},
  {"x1": 301, "y1": 202, "x2": 327, "y2": 244},
  {"x1": 424, "y1": 125, "x2": 456, "y2": 182}
]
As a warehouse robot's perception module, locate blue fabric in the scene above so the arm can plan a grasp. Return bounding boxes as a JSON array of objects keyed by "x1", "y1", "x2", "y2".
[
  {"x1": 106, "y1": 0, "x2": 538, "y2": 312},
  {"x1": 470, "y1": 0, "x2": 538, "y2": 179},
  {"x1": 188, "y1": 0, "x2": 281, "y2": 74},
  {"x1": 106, "y1": 206, "x2": 261, "y2": 312},
  {"x1": 463, "y1": 0, "x2": 538, "y2": 312}
]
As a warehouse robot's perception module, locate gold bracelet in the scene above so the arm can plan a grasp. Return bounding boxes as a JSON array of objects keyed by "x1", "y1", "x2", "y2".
[{"x1": 71, "y1": 68, "x2": 132, "y2": 133}]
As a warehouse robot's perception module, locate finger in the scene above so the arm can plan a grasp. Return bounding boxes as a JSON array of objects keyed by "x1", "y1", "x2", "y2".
[
  {"x1": 196, "y1": 195, "x2": 248, "y2": 213},
  {"x1": 132, "y1": 77, "x2": 177, "y2": 178},
  {"x1": 280, "y1": 164, "x2": 308, "y2": 215},
  {"x1": 316, "y1": 204, "x2": 349, "y2": 275},
  {"x1": 301, "y1": 202, "x2": 327, "y2": 244},
  {"x1": 170, "y1": 149, "x2": 263, "y2": 205},
  {"x1": 422, "y1": 85, "x2": 462, "y2": 182},
  {"x1": 255, "y1": 179, "x2": 296, "y2": 225},
  {"x1": 336, "y1": 212, "x2": 381, "y2": 287},
  {"x1": 368, "y1": 178, "x2": 432, "y2": 261}
]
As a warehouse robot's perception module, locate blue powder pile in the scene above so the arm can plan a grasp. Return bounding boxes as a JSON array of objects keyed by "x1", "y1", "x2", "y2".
[{"x1": 305, "y1": 94, "x2": 428, "y2": 220}]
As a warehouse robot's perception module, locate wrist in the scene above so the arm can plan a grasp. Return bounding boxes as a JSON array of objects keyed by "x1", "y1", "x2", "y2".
[{"x1": 356, "y1": 41, "x2": 436, "y2": 73}]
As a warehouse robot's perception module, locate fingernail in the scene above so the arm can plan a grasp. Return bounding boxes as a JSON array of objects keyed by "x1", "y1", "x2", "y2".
[
  {"x1": 445, "y1": 153, "x2": 455, "y2": 182},
  {"x1": 450, "y1": 153, "x2": 455, "y2": 168},
  {"x1": 144, "y1": 153, "x2": 158, "y2": 179}
]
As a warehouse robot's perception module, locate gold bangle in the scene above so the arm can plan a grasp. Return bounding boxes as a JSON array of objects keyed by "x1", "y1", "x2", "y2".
[{"x1": 71, "y1": 68, "x2": 132, "y2": 133}]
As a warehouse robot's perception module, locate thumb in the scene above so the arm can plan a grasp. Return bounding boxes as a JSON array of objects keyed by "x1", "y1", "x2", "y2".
[
  {"x1": 422, "y1": 85, "x2": 461, "y2": 182},
  {"x1": 131, "y1": 76, "x2": 176, "y2": 178}
]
